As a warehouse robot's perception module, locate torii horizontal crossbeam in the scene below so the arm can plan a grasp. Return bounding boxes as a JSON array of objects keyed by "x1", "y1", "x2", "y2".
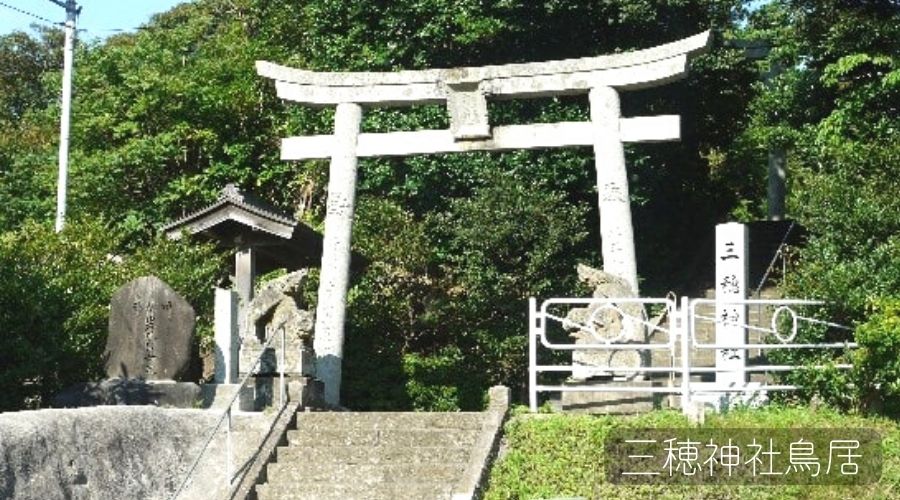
[{"x1": 280, "y1": 116, "x2": 680, "y2": 160}]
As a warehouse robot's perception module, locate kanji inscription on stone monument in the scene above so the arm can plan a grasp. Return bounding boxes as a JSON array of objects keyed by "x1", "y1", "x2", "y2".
[{"x1": 105, "y1": 276, "x2": 196, "y2": 381}]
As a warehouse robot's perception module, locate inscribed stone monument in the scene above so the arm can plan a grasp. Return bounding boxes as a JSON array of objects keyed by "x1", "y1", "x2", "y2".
[{"x1": 105, "y1": 276, "x2": 196, "y2": 380}]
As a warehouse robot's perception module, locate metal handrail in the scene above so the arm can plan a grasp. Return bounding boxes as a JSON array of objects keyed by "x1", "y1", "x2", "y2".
[
  {"x1": 528, "y1": 296, "x2": 677, "y2": 412},
  {"x1": 170, "y1": 326, "x2": 287, "y2": 500},
  {"x1": 752, "y1": 220, "x2": 796, "y2": 298}
]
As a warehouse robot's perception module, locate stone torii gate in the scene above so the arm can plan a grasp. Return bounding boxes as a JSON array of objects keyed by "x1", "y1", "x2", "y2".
[{"x1": 257, "y1": 31, "x2": 711, "y2": 405}]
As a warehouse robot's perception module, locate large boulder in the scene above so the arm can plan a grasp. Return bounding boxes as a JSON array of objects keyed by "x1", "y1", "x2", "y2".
[
  {"x1": 564, "y1": 264, "x2": 647, "y2": 380},
  {"x1": 240, "y1": 270, "x2": 315, "y2": 377}
]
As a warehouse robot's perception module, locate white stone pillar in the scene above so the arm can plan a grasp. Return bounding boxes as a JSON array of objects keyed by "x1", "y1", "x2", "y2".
[
  {"x1": 214, "y1": 288, "x2": 239, "y2": 383},
  {"x1": 313, "y1": 102, "x2": 363, "y2": 406},
  {"x1": 589, "y1": 86, "x2": 639, "y2": 294},
  {"x1": 715, "y1": 222, "x2": 748, "y2": 388}
]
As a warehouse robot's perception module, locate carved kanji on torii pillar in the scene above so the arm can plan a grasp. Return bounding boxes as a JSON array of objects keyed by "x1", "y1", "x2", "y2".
[{"x1": 257, "y1": 31, "x2": 712, "y2": 405}]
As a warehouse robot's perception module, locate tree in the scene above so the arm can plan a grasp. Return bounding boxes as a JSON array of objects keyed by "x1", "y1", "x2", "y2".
[
  {"x1": 0, "y1": 28, "x2": 63, "y2": 231},
  {"x1": 741, "y1": 0, "x2": 900, "y2": 321},
  {"x1": 739, "y1": 0, "x2": 900, "y2": 411},
  {"x1": 0, "y1": 27, "x2": 61, "y2": 122}
]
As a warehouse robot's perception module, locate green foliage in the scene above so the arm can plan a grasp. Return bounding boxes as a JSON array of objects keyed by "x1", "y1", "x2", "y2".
[
  {"x1": 774, "y1": 352, "x2": 856, "y2": 412},
  {"x1": 343, "y1": 178, "x2": 592, "y2": 410},
  {"x1": 0, "y1": 0, "x2": 798, "y2": 410},
  {"x1": 734, "y1": 1, "x2": 900, "y2": 412},
  {"x1": 0, "y1": 28, "x2": 62, "y2": 230},
  {"x1": 853, "y1": 298, "x2": 900, "y2": 416},
  {"x1": 342, "y1": 197, "x2": 433, "y2": 409},
  {"x1": 0, "y1": 28, "x2": 61, "y2": 122},
  {"x1": 402, "y1": 347, "x2": 477, "y2": 412},
  {"x1": 787, "y1": 136, "x2": 900, "y2": 321},
  {"x1": 751, "y1": 1, "x2": 900, "y2": 310},
  {"x1": 0, "y1": 219, "x2": 221, "y2": 411},
  {"x1": 485, "y1": 407, "x2": 900, "y2": 499}
]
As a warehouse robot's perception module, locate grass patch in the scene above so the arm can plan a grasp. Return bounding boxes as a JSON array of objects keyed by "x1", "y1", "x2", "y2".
[{"x1": 484, "y1": 405, "x2": 900, "y2": 499}]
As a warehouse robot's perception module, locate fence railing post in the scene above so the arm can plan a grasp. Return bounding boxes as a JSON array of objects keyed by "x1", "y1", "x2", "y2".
[
  {"x1": 279, "y1": 327, "x2": 286, "y2": 408},
  {"x1": 529, "y1": 297, "x2": 538, "y2": 412},
  {"x1": 680, "y1": 296, "x2": 691, "y2": 412},
  {"x1": 225, "y1": 406, "x2": 232, "y2": 485}
]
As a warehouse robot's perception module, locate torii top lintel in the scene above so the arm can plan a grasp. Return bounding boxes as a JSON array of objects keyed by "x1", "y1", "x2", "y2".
[
  {"x1": 256, "y1": 31, "x2": 710, "y2": 106},
  {"x1": 255, "y1": 31, "x2": 710, "y2": 157}
]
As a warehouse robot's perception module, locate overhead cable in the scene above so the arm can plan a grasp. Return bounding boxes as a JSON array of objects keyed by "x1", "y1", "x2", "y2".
[{"x1": 0, "y1": 0, "x2": 62, "y2": 27}]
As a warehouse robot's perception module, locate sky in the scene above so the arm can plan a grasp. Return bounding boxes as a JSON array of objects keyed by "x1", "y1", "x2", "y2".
[
  {"x1": 1, "y1": 0, "x2": 775, "y2": 41},
  {"x1": 0, "y1": 0, "x2": 188, "y2": 41}
]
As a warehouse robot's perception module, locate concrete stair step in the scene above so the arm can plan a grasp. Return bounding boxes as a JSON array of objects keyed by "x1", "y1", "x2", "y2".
[
  {"x1": 251, "y1": 409, "x2": 503, "y2": 500},
  {"x1": 275, "y1": 444, "x2": 470, "y2": 464},
  {"x1": 287, "y1": 428, "x2": 480, "y2": 447},
  {"x1": 256, "y1": 481, "x2": 452, "y2": 500},
  {"x1": 294, "y1": 411, "x2": 485, "y2": 430},
  {"x1": 265, "y1": 462, "x2": 463, "y2": 483}
]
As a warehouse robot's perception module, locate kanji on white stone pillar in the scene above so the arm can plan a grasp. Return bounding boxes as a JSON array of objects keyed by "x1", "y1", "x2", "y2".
[{"x1": 715, "y1": 222, "x2": 748, "y2": 388}]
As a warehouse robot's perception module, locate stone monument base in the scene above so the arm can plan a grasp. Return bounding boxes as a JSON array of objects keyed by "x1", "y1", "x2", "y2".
[
  {"x1": 52, "y1": 379, "x2": 233, "y2": 409},
  {"x1": 288, "y1": 376, "x2": 326, "y2": 408},
  {"x1": 688, "y1": 381, "x2": 768, "y2": 411},
  {"x1": 201, "y1": 383, "x2": 255, "y2": 411},
  {"x1": 553, "y1": 379, "x2": 665, "y2": 414},
  {"x1": 51, "y1": 376, "x2": 327, "y2": 413}
]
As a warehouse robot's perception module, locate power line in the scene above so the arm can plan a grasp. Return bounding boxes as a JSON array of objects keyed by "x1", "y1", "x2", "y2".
[
  {"x1": 80, "y1": 26, "x2": 154, "y2": 33},
  {"x1": 0, "y1": 0, "x2": 62, "y2": 27}
]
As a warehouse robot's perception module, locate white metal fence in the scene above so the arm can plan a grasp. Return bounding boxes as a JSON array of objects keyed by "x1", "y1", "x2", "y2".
[{"x1": 528, "y1": 296, "x2": 856, "y2": 413}]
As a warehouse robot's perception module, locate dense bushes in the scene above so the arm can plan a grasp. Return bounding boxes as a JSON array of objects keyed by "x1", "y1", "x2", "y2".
[
  {"x1": 342, "y1": 178, "x2": 592, "y2": 410},
  {"x1": 742, "y1": 1, "x2": 900, "y2": 413},
  {"x1": 0, "y1": 219, "x2": 221, "y2": 411},
  {"x1": 854, "y1": 298, "x2": 900, "y2": 415}
]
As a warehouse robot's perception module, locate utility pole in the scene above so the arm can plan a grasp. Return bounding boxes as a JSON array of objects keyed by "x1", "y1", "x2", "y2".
[
  {"x1": 50, "y1": 0, "x2": 80, "y2": 233},
  {"x1": 764, "y1": 59, "x2": 786, "y2": 221},
  {"x1": 728, "y1": 39, "x2": 787, "y2": 221}
]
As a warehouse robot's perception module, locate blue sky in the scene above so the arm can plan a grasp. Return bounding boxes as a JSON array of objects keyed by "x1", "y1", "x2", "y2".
[
  {"x1": 0, "y1": 0, "x2": 187, "y2": 41},
  {"x1": 2, "y1": 1, "x2": 774, "y2": 41}
]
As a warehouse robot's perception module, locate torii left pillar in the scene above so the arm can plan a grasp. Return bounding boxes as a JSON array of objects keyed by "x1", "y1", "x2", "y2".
[
  {"x1": 591, "y1": 86, "x2": 638, "y2": 294},
  {"x1": 314, "y1": 103, "x2": 362, "y2": 405}
]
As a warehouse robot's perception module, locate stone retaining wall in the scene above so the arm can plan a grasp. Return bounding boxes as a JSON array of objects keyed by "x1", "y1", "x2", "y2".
[{"x1": 0, "y1": 406, "x2": 223, "y2": 500}]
